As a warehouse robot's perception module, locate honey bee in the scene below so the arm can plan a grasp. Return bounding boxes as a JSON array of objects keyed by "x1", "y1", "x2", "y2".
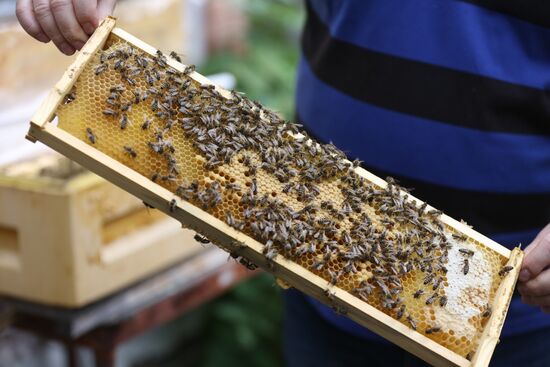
[
  {"x1": 153, "y1": 50, "x2": 167, "y2": 68},
  {"x1": 482, "y1": 305, "x2": 492, "y2": 318},
  {"x1": 413, "y1": 289, "x2": 424, "y2": 298},
  {"x1": 99, "y1": 51, "x2": 108, "y2": 63},
  {"x1": 418, "y1": 202, "x2": 428, "y2": 215},
  {"x1": 463, "y1": 258, "x2": 469, "y2": 275},
  {"x1": 225, "y1": 211, "x2": 235, "y2": 227},
  {"x1": 85, "y1": 127, "x2": 97, "y2": 144},
  {"x1": 110, "y1": 85, "x2": 125, "y2": 93},
  {"x1": 423, "y1": 273, "x2": 434, "y2": 285},
  {"x1": 407, "y1": 315, "x2": 417, "y2": 331},
  {"x1": 425, "y1": 293, "x2": 438, "y2": 305},
  {"x1": 119, "y1": 114, "x2": 129, "y2": 129},
  {"x1": 165, "y1": 197, "x2": 177, "y2": 213},
  {"x1": 152, "y1": 68, "x2": 162, "y2": 81},
  {"x1": 123, "y1": 146, "x2": 137, "y2": 158},
  {"x1": 439, "y1": 295, "x2": 447, "y2": 307},
  {"x1": 225, "y1": 183, "x2": 241, "y2": 192},
  {"x1": 264, "y1": 248, "x2": 278, "y2": 261},
  {"x1": 124, "y1": 75, "x2": 136, "y2": 86},
  {"x1": 428, "y1": 209, "x2": 443, "y2": 217},
  {"x1": 148, "y1": 141, "x2": 164, "y2": 154},
  {"x1": 160, "y1": 174, "x2": 177, "y2": 182},
  {"x1": 459, "y1": 248, "x2": 474, "y2": 256},
  {"x1": 425, "y1": 326, "x2": 441, "y2": 334},
  {"x1": 145, "y1": 70, "x2": 155, "y2": 86},
  {"x1": 432, "y1": 277, "x2": 442, "y2": 291},
  {"x1": 323, "y1": 288, "x2": 336, "y2": 301},
  {"x1": 194, "y1": 234, "x2": 210, "y2": 244},
  {"x1": 312, "y1": 260, "x2": 325, "y2": 270},
  {"x1": 135, "y1": 54, "x2": 149, "y2": 68},
  {"x1": 183, "y1": 64, "x2": 195, "y2": 75},
  {"x1": 151, "y1": 99, "x2": 159, "y2": 111},
  {"x1": 95, "y1": 63, "x2": 108, "y2": 75},
  {"x1": 396, "y1": 305, "x2": 405, "y2": 320},
  {"x1": 169, "y1": 51, "x2": 183, "y2": 62},
  {"x1": 452, "y1": 233, "x2": 467, "y2": 242},
  {"x1": 102, "y1": 108, "x2": 119, "y2": 117},
  {"x1": 142, "y1": 116, "x2": 153, "y2": 130},
  {"x1": 327, "y1": 269, "x2": 340, "y2": 285},
  {"x1": 498, "y1": 265, "x2": 514, "y2": 276},
  {"x1": 239, "y1": 257, "x2": 258, "y2": 271}
]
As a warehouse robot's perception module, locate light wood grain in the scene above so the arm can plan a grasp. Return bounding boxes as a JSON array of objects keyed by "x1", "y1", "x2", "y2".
[
  {"x1": 30, "y1": 17, "x2": 116, "y2": 128},
  {"x1": 0, "y1": 152, "x2": 205, "y2": 307},
  {"x1": 470, "y1": 248, "x2": 523, "y2": 367}
]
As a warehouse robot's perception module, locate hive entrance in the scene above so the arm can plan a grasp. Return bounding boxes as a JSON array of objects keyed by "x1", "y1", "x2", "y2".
[{"x1": 56, "y1": 33, "x2": 510, "y2": 359}]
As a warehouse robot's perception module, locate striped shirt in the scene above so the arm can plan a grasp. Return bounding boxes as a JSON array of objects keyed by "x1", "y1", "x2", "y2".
[{"x1": 296, "y1": 0, "x2": 550, "y2": 338}]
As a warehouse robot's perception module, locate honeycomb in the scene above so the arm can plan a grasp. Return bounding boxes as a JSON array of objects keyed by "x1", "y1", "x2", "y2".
[{"x1": 56, "y1": 33, "x2": 511, "y2": 359}]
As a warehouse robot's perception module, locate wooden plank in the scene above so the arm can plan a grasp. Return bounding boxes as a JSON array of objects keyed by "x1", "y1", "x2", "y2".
[
  {"x1": 470, "y1": 248, "x2": 523, "y2": 367},
  {"x1": 28, "y1": 17, "x2": 116, "y2": 129},
  {"x1": 27, "y1": 119, "x2": 469, "y2": 367}
]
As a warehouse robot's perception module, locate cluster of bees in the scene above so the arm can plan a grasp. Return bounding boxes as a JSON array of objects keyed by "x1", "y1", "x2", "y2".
[{"x1": 83, "y1": 42, "x2": 514, "y2": 353}]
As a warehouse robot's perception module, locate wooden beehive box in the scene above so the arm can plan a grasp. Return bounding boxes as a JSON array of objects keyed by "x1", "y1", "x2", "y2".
[
  {"x1": 25, "y1": 18, "x2": 522, "y2": 366},
  {"x1": 0, "y1": 153, "x2": 204, "y2": 307}
]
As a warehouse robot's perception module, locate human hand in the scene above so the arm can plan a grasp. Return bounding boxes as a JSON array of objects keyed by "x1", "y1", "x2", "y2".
[
  {"x1": 16, "y1": 0, "x2": 117, "y2": 55},
  {"x1": 517, "y1": 223, "x2": 550, "y2": 313}
]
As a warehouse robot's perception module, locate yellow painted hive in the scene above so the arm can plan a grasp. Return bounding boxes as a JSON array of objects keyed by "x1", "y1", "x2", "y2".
[
  {"x1": 0, "y1": 154, "x2": 205, "y2": 306},
  {"x1": 26, "y1": 19, "x2": 522, "y2": 366}
]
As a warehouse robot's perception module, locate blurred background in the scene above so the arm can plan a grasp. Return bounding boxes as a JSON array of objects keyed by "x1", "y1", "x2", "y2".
[{"x1": 0, "y1": 0, "x2": 304, "y2": 366}]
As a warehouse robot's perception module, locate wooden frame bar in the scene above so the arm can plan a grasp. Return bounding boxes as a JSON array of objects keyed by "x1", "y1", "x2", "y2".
[
  {"x1": 25, "y1": 18, "x2": 523, "y2": 367},
  {"x1": 26, "y1": 17, "x2": 116, "y2": 136}
]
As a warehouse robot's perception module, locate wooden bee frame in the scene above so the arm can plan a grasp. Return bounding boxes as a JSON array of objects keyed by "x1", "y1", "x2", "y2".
[{"x1": 26, "y1": 17, "x2": 523, "y2": 367}]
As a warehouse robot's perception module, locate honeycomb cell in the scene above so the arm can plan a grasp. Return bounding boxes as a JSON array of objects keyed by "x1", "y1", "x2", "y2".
[{"x1": 55, "y1": 34, "x2": 512, "y2": 358}]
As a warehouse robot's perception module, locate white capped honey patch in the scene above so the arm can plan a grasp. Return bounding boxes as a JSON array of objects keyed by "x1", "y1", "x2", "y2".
[{"x1": 434, "y1": 238, "x2": 491, "y2": 339}]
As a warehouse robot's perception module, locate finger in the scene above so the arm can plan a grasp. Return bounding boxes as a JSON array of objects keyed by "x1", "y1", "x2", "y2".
[
  {"x1": 50, "y1": 0, "x2": 89, "y2": 50},
  {"x1": 96, "y1": 0, "x2": 117, "y2": 21},
  {"x1": 517, "y1": 268, "x2": 550, "y2": 297},
  {"x1": 520, "y1": 232, "x2": 550, "y2": 282},
  {"x1": 521, "y1": 294, "x2": 550, "y2": 307},
  {"x1": 15, "y1": 0, "x2": 50, "y2": 42},
  {"x1": 73, "y1": 0, "x2": 98, "y2": 35},
  {"x1": 519, "y1": 230, "x2": 547, "y2": 282},
  {"x1": 525, "y1": 223, "x2": 550, "y2": 257},
  {"x1": 32, "y1": 0, "x2": 75, "y2": 55}
]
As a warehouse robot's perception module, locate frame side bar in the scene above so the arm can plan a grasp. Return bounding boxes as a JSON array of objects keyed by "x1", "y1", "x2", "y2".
[
  {"x1": 27, "y1": 17, "x2": 117, "y2": 131},
  {"x1": 471, "y1": 248, "x2": 523, "y2": 367}
]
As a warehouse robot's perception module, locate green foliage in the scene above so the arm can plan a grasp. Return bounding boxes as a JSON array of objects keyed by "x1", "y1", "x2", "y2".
[
  {"x1": 197, "y1": 273, "x2": 283, "y2": 367},
  {"x1": 200, "y1": 0, "x2": 304, "y2": 120}
]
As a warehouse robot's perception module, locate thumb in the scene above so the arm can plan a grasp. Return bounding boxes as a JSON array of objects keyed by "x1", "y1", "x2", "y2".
[
  {"x1": 96, "y1": 0, "x2": 117, "y2": 22},
  {"x1": 521, "y1": 234, "x2": 550, "y2": 282}
]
